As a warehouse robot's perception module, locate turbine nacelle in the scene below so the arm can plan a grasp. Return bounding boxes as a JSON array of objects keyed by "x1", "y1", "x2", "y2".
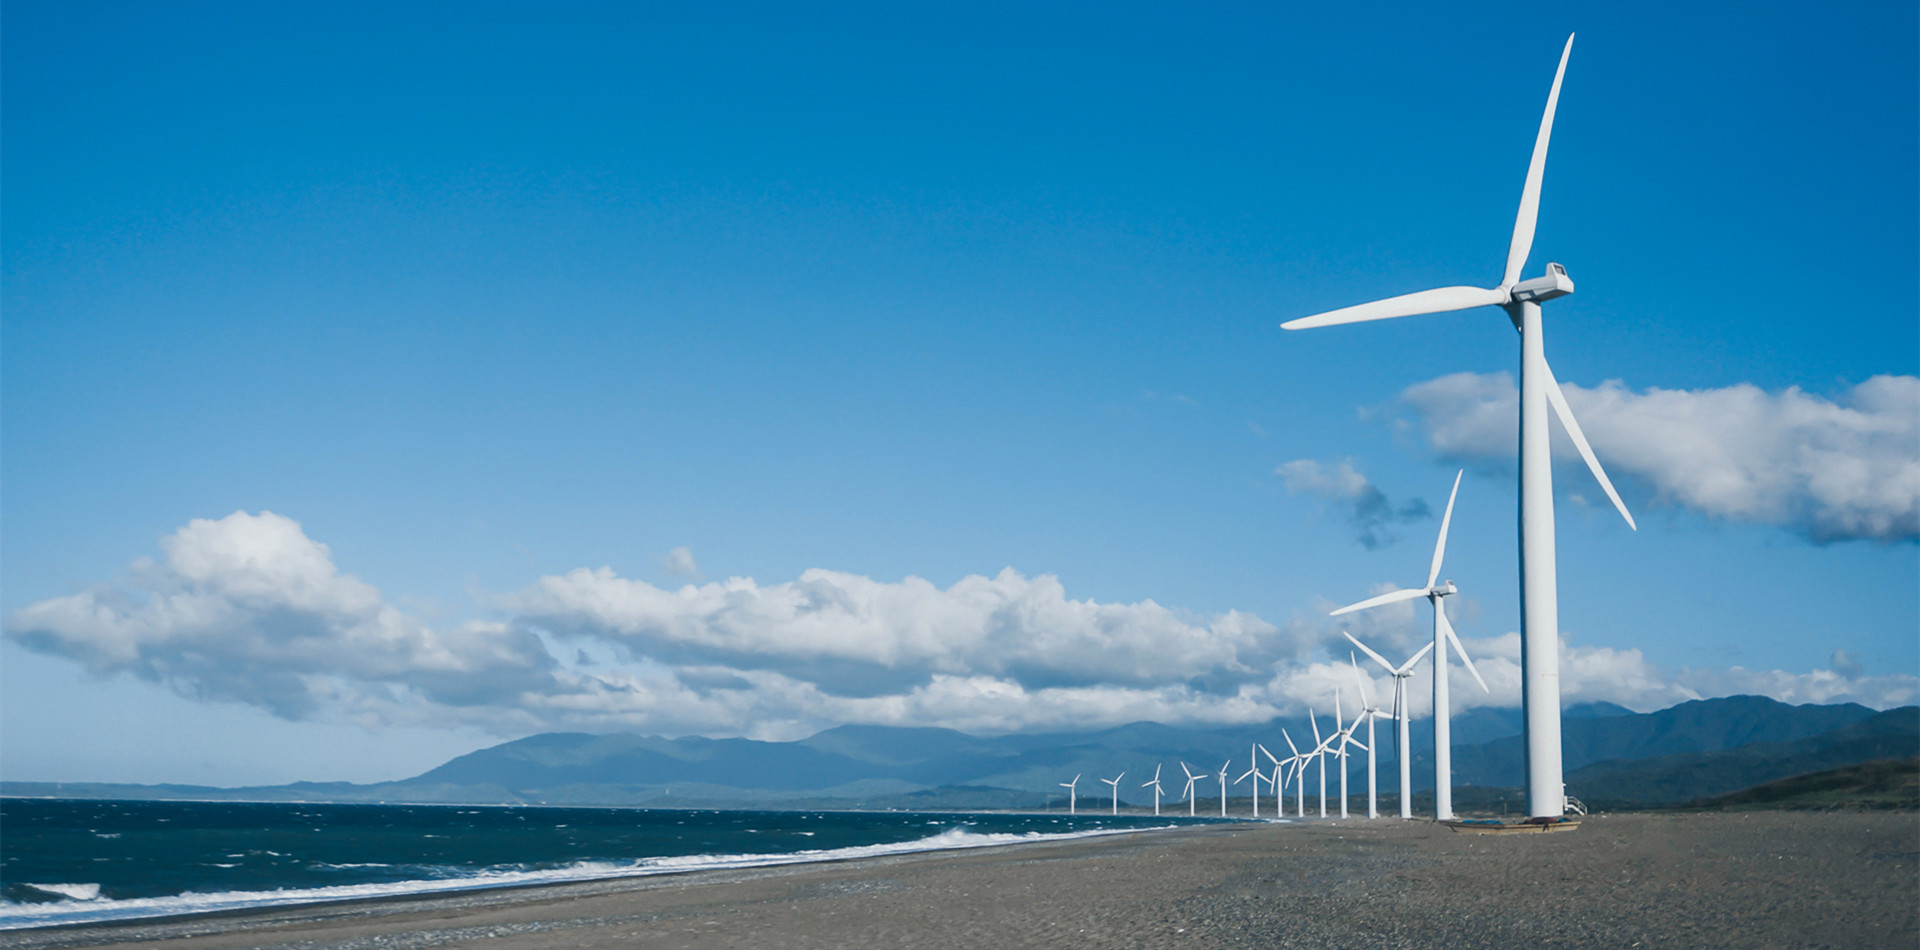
[{"x1": 1509, "y1": 262, "x2": 1575, "y2": 305}]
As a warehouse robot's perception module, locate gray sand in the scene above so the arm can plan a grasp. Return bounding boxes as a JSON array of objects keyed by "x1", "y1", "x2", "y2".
[{"x1": 8, "y1": 811, "x2": 1915, "y2": 950}]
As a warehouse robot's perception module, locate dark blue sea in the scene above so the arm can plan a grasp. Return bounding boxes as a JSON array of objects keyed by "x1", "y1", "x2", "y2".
[{"x1": 0, "y1": 799, "x2": 1217, "y2": 929}]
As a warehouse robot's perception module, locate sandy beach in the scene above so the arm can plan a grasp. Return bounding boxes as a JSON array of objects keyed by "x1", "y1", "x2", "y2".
[{"x1": 8, "y1": 811, "x2": 1914, "y2": 950}]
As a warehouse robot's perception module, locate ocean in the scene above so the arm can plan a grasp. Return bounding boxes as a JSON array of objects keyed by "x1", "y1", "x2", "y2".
[{"x1": 0, "y1": 798, "x2": 1221, "y2": 929}]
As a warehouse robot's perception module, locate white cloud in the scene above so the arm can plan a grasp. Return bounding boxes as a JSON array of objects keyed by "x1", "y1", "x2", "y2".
[
  {"x1": 7, "y1": 513, "x2": 1912, "y2": 742},
  {"x1": 1276, "y1": 458, "x2": 1432, "y2": 549},
  {"x1": 1399, "y1": 373, "x2": 1920, "y2": 543},
  {"x1": 4, "y1": 512, "x2": 560, "y2": 721},
  {"x1": 503, "y1": 566, "x2": 1299, "y2": 692}
]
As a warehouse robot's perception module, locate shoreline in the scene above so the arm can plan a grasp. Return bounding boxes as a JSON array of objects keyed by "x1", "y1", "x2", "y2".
[
  {"x1": 6, "y1": 811, "x2": 1914, "y2": 950},
  {"x1": 2, "y1": 819, "x2": 1230, "y2": 934}
]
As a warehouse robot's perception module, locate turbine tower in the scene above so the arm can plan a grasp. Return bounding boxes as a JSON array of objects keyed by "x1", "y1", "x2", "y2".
[
  {"x1": 1101, "y1": 771, "x2": 1127, "y2": 815},
  {"x1": 1060, "y1": 774, "x2": 1080, "y2": 815},
  {"x1": 1347, "y1": 631, "x2": 1434, "y2": 819},
  {"x1": 1330, "y1": 471, "x2": 1491, "y2": 820},
  {"x1": 1142, "y1": 764, "x2": 1166, "y2": 816},
  {"x1": 1282, "y1": 34, "x2": 1635, "y2": 820},
  {"x1": 1215, "y1": 759, "x2": 1231, "y2": 817}
]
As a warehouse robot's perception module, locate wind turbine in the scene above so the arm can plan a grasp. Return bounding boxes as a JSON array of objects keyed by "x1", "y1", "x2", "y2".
[
  {"x1": 1060, "y1": 774, "x2": 1080, "y2": 816},
  {"x1": 1142, "y1": 764, "x2": 1166, "y2": 816},
  {"x1": 1282, "y1": 34, "x2": 1634, "y2": 820},
  {"x1": 1331, "y1": 690, "x2": 1369, "y2": 819},
  {"x1": 1345, "y1": 631, "x2": 1434, "y2": 819},
  {"x1": 1100, "y1": 771, "x2": 1127, "y2": 815},
  {"x1": 1350, "y1": 652, "x2": 1392, "y2": 820},
  {"x1": 1235, "y1": 750, "x2": 1265, "y2": 818},
  {"x1": 1180, "y1": 762, "x2": 1203, "y2": 817},
  {"x1": 1329, "y1": 471, "x2": 1490, "y2": 820},
  {"x1": 1309, "y1": 709, "x2": 1332, "y2": 818},
  {"x1": 1216, "y1": 759, "x2": 1231, "y2": 817},
  {"x1": 1257, "y1": 743, "x2": 1283, "y2": 816},
  {"x1": 1282, "y1": 729, "x2": 1309, "y2": 818}
]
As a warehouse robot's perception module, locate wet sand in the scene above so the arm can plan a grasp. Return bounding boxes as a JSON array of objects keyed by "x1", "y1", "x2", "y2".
[{"x1": 9, "y1": 811, "x2": 1915, "y2": 950}]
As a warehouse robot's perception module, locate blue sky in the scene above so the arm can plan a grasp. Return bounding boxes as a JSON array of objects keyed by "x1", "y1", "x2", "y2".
[{"x1": 4, "y1": 0, "x2": 1915, "y2": 786}]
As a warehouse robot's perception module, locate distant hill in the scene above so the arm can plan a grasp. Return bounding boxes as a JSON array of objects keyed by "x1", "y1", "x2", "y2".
[
  {"x1": 1565, "y1": 706, "x2": 1920, "y2": 808},
  {"x1": 5, "y1": 696, "x2": 1911, "y2": 811},
  {"x1": 1682, "y1": 756, "x2": 1919, "y2": 811}
]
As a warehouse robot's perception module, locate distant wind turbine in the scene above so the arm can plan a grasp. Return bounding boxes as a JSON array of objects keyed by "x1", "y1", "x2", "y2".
[
  {"x1": 1100, "y1": 771, "x2": 1126, "y2": 815},
  {"x1": 1330, "y1": 471, "x2": 1489, "y2": 820},
  {"x1": 1282, "y1": 34, "x2": 1634, "y2": 820},
  {"x1": 1282, "y1": 729, "x2": 1309, "y2": 818},
  {"x1": 1331, "y1": 690, "x2": 1369, "y2": 820},
  {"x1": 1060, "y1": 774, "x2": 1080, "y2": 815},
  {"x1": 1309, "y1": 709, "x2": 1332, "y2": 818},
  {"x1": 1235, "y1": 752, "x2": 1265, "y2": 818},
  {"x1": 1142, "y1": 764, "x2": 1166, "y2": 816},
  {"x1": 1257, "y1": 743, "x2": 1284, "y2": 816},
  {"x1": 1350, "y1": 652, "x2": 1392, "y2": 820},
  {"x1": 1216, "y1": 759, "x2": 1231, "y2": 818},
  {"x1": 1345, "y1": 631, "x2": 1435, "y2": 820},
  {"x1": 1180, "y1": 762, "x2": 1203, "y2": 817}
]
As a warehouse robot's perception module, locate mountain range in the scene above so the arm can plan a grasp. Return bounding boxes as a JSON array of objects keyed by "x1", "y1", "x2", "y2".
[{"x1": 6, "y1": 696, "x2": 1914, "y2": 811}]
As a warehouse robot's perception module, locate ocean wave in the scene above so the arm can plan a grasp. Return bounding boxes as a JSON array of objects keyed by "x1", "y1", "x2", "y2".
[{"x1": 0, "y1": 825, "x2": 1162, "y2": 930}]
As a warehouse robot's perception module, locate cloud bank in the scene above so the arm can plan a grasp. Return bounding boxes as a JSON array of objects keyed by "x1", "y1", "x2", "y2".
[
  {"x1": 1400, "y1": 373, "x2": 1920, "y2": 543},
  {"x1": 6, "y1": 512, "x2": 1913, "y2": 740}
]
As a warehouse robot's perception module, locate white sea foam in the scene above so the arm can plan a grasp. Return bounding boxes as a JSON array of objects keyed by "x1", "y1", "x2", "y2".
[
  {"x1": 0, "y1": 825, "x2": 1163, "y2": 930},
  {"x1": 18, "y1": 884, "x2": 101, "y2": 902}
]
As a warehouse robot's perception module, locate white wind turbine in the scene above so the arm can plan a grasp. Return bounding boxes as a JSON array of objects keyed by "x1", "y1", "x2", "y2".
[
  {"x1": 1257, "y1": 743, "x2": 1284, "y2": 816},
  {"x1": 1142, "y1": 764, "x2": 1166, "y2": 816},
  {"x1": 1235, "y1": 749, "x2": 1266, "y2": 818},
  {"x1": 1282, "y1": 729, "x2": 1309, "y2": 818},
  {"x1": 1282, "y1": 34, "x2": 1634, "y2": 819},
  {"x1": 1060, "y1": 774, "x2": 1080, "y2": 816},
  {"x1": 1329, "y1": 471, "x2": 1490, "y2": 820},
  {"x1": 1345, "y1": 631, "x2": 1435, "y2": 819},
  {"x1": 1350, "y1": 652, "x2": 1393, "y2": 820},
  {"x1": 1100, "y1": 771, "x2": 1127, "y2": 815},
  {"x1": 1331, "y1": 691, "x2": 1369, "y2": 820},
  {"x1": 1180, "y1": 762, "x2": 1203, "y2": 817},
  {"x1": 1308, "y1": 710, "x2": 1333, "y2": 818},
  {"x1": 1215, "y1": 759, "x2": 1231, "y2": 817}
]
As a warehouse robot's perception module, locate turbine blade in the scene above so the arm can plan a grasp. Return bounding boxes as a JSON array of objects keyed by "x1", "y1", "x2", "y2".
[
  {"x1": 1282, "y1": 285, "x2": 1508, "y2": 331},
  {"x1": 1543, "y1": 360, "x2": 1637, "y2": 530},
  {"x1": 1258, "y1": 743, "x2": 1279, "y2": 765},
  {"x1": 1397, "y1": 640, "x2": 1436, "y2": 676},
  {"x1": 1438, "y1": 610, "x2": 1491, "y2": 693},
  {"x1": 1350, "y1": 737, "x2": 1369, "y2": 752},
  {"x1": 1343, "y1": 631, "x2": 1397, "y2": 674},
  {"x1": 1351, "y1": 652, "x2": 1375, "y2": 708},
  {"x1": 1283, "y1": 729, "x2": 1300, "y2": 756},
  {"x1": 1426, "y1": 470, "x2": 1463, "y2": 589},
  {"x1": 1330, "y1": 587, "x2": 1428, "y2": 616},
  {"x1": 1504, "y1": 34, "x2": 1575, "y2": 288}
]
